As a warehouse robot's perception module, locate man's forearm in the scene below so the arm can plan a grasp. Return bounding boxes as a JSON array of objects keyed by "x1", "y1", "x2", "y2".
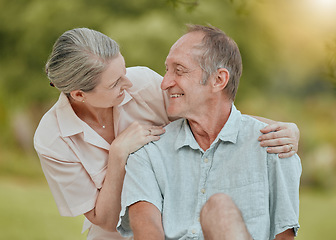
[{"x1": 129, "y1": 201, "x2": 164, "y2": 240}]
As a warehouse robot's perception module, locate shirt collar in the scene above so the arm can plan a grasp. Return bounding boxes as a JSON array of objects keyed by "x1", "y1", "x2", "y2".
[
  {"x1": 174, "y1": 119, "x2": 200, "y2": 151},
  {"x1": 216, "y1": 104, "x2": 241, "y2": 144},
  {"x1": 174, "y1": 104, "x2": 241, "y2": 151},
  {"x1": 56, "y1": 93, "x2": 83, "y2": 138}
]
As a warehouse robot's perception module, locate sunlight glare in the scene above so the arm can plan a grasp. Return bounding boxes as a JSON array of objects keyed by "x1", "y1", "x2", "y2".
[
  {"x1": 306, "y1": 0, "x2": 336, "y2": 23},
  {"x1": 310, "y1": 0, "x2": 336, "y2": 10}
]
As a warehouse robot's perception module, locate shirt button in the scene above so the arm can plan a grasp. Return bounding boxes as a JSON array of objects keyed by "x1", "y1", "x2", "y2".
[
  {"x1": 204, "y1": 158, "x2": 209, "y2": 163},
  {"x1": 192, "y1": 229, "x2": 197, "y2": 234},
  {"x1": 201, "y1": 188, "x2": 206, "y2": 194}
]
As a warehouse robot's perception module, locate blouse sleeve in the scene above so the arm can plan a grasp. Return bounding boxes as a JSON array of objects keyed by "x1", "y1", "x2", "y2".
[
  {"x1": 116, "y1": 67, "x2": 171, "y2": 133},
  {"x1": 34, "y1": 135, "x2": 99, "y2": 217}
]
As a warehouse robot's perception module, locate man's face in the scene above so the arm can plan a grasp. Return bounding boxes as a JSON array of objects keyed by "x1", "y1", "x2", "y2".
[{"x1": 161, "y1": 32, "x2": 212, "y2": 119}]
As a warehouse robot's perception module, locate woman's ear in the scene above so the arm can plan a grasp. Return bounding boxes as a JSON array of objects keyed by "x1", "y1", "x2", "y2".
[
  {"x1": 212, "y1": 68, "x2": 229, "y2": 92},
  {"x1": 69, "y1": 90, "x2": 85, "y2": 102}
]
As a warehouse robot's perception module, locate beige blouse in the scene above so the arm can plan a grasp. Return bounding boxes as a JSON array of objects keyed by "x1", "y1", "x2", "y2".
[{"x1": 34, "y1": 67, "x2": 170, "y2": 239}]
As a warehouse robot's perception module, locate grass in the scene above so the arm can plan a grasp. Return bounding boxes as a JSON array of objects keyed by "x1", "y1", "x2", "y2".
[
  {"x1": 0, "y1": 177, "x2": 335, "y2": 239},
  {"x1": 0, "y1": 178, "x2": 86, "y2": 240},
  {"x1": 296, "y1": 188, "x2": 336, "y2": 240}
]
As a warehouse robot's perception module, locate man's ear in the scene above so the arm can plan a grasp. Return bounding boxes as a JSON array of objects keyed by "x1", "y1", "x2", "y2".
[
  {"x1": 69, "y1": 90, "x2": 85, "y2": 102},
  {"x1": 212, "y1": 68, "x2": 229, "y2": 93}
]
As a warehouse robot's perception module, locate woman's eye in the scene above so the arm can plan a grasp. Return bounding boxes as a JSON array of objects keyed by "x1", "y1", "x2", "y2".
[{"x1": 112, "y1": 79, "x2": 120, "y2": 88}]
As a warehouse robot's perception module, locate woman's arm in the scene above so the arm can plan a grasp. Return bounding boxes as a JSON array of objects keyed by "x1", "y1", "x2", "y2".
[
  {"x1": 252, "y1": 116, "x2": 300, "y2": 158},
  {"x1": 84, "y1": 148, "x2": 126, "y2": 231},
  {"x1": 84, "y1": 122, "x2": 165, "y2": 231}
]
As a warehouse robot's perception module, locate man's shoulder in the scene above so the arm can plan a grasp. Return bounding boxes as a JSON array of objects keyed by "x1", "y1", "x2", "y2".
[
  {"x1": 129, "y1": 119, "x2": 184, "y2": 167},
  {"x1": 137, "y1": 119, "x2": 184, "y2": 152},
  {"x1": 239, "y1": 114, "x2": 268, "y2": 136},
  {"x1": 241, "y1": 114, "x2": 268, "y2": 127},
  {"x1": 153, "y1": 119, "x2": 184, "y2": 145},
  {"x1": 165, "y1": 118, "x2": 185, "y2": 131},
  {"x1": 229, "y1": 113, "x2": 268, "y2": 153},
  {"x1": 158, "y1": 119, "x2": 185, "y2": 141}
]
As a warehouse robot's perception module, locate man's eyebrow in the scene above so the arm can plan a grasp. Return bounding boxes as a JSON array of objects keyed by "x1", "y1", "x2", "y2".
[
  {"x1": 166, "y1": 61, "x2": 190, "y2": 71},
  {"x1": 173, "y1": 62, "x2": 187, "y2": 68}
]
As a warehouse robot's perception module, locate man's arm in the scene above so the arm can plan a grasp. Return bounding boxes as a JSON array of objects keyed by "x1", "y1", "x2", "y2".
[
  {"x1": 275, "y1": 228, "x2": 294, "y2": 240},
  {"x1": 129, "y1": 201, "x2": 164, "y2": 240},
  {"x1": 268, "y1": 152, "x2": 301, "y2": 239}
]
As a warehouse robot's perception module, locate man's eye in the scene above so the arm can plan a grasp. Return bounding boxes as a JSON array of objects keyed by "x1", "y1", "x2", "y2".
[{"x1": 176, "y1": 68, "x2": 184, "y2": 75}]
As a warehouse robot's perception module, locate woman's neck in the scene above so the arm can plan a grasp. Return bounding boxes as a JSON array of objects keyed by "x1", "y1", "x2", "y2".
[{"x1": 70, "y1": 97, "x2": 115, "y2": 143}]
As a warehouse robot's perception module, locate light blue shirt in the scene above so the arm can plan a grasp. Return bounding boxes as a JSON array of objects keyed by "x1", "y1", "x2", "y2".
[{"x1": 117, "y1": 105, "x2": 301, "y2": 240}]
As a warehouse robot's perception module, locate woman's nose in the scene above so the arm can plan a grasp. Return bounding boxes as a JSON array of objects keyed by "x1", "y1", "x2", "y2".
[{"x1": 123, "y1": 76, "x2": 133, "y2": 89}]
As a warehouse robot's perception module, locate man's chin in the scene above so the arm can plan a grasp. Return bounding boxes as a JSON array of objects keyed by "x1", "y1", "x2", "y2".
[{"x1": 167, "y1": 110, "x2": 181, "y2": 121}]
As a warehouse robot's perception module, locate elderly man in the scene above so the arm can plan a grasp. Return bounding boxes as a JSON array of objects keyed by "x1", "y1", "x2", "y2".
[{"x1": 117, "y1": 25, "x2": 301, "y2": 240}]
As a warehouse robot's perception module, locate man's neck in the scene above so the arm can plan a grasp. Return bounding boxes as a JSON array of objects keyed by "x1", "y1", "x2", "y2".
[{"x1": 188, "y1": 103, "x2": 232, "y2": 151}]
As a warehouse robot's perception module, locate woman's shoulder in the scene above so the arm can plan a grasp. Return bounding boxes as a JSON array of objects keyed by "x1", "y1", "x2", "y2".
[
  {"x1": 34, "y1": 94, "x2": 72, "y2": 151},
  {"x1": 126, "y1": 66, "x2": 163, "y2": 91},
  {"x1": 34, "y1": 104, "x2": 61, "y2": 147},
  {"x1": 126, "y1": 66, "x2": 161, "y2": 78}
]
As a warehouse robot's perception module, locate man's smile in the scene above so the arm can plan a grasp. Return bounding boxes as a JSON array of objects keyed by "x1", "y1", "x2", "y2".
[{"x1": 170, "y1": 93, "x2": 184, "y2": 98}]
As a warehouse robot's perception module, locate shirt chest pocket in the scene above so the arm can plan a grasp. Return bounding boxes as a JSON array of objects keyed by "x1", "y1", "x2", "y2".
[{"x1": 213, "y1": 175, "x2": 266, "y2": 221}]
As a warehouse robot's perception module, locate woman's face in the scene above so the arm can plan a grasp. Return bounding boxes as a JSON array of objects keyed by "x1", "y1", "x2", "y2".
[{"x1": 83, "y1": 53, "x2": 133, "y2": 108}]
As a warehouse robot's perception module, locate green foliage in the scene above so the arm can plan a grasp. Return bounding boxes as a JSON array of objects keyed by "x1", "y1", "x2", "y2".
[
  {"x1": 1, "y1": 0, "x2": 333, "y2": 107},
  {"x1": 166, "y1": 0, "x2": 200, "y2": 11},
  {"x1": 325, "y1": 38, "x2": 336, "y2": 89},
  {"x1": 0, "y1": 149, "x2": 43, "y2": 181}
]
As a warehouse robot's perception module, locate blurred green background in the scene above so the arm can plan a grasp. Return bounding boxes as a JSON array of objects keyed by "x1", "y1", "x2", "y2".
[{"x1": 0, "y1": 0, "x2": 335, "y2": 239}]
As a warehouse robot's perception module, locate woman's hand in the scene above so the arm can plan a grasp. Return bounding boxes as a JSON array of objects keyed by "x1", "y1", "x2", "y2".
[
  {"x1": 111, "y1": 121, "x2": 165, "y2": 159},
  {"x1": 258, "y1": 122, "x2": 300, "y2": 158},
  {"x1": 86, "y1": 122, "x2": 165, "y2": 231}
]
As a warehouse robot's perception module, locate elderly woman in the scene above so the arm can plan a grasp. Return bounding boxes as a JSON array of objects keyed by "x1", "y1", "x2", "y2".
[{"x1": 34, "y1": 28, "x2": 299, "y2": 240}]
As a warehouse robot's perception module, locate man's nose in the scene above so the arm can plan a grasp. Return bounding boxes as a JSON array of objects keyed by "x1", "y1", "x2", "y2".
[{"x1": 161, "y1": 71, "x2": 175, "y2": 90}]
